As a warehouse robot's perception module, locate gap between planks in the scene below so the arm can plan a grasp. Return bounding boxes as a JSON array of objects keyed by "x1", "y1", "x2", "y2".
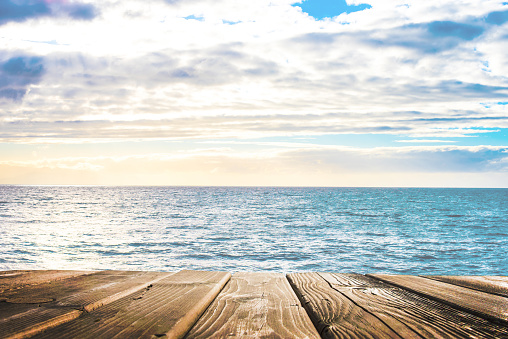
[
  {"x1": 324, "y1": 273, "x2": 508, "y2": 338},
  {"x1": 31, "y1": 270, "x2": 231, "y2": 339},
  {"x1": 369, "y1": 274, "x2": 508, "y2": 325},
  {"x1": 185, "y1": 272, "x2": 320, "y2": 338},
  {"x1": 1, "y1": 271, "x2": 174, "y2": 339},
  {"x1": 424, "y1": 275, "x2": 508, "y2": 298}
]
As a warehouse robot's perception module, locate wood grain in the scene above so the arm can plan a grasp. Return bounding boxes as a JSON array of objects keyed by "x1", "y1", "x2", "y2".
[
  {"x1": 426, "y1": 275, "x2": 508, "y2": 298},
  {"x1": 0, "y1": 270, "x2": 94, "y2": 294},
  {"x1": 33, "y1": 270, "x2": 231, "y2": 339},
  {"x1": 0, "y1": 270, "x2": 172, "y2": 339},
  {"x1": 3, "y1": 271, "x2": 508, "y2": 339},
  {"x1": 321, "y1": 273, "x2": 508, "y2": 339},
  {"x1": 370, "y1": 274, "x2": 508, "y2": 324},
  {"x1": 287, "y1": 272, "x2": 401, "y2": 339},
  {"x1": 186, "y1": 272, "x2": 320, "y2": 338}
]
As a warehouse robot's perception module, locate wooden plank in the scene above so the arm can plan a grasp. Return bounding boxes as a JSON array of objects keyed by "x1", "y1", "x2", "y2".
[
  {"x1": 33, "y1": 270, "x2": 231, "y2": 339},
  {"x1": 0, "y1": 270, "x2": 94, "y2": 294},
  {"x1": 370, "y1": 274, "x2": 508, "y2": 324},
  {"x1": 320, "y1": 273, "x2": 508, "y2": 339},
  {"x1": 186, "y1": 272, "x2": 320, "y2": 338},
  {"x1": 0, "y1": 270, "x2": 172, "y2": 339},
  {"x1": 426, "y1": 275, "x2": 508, "y2": 298},
  {"x1": 287, "y1": 272, "x2": 401, "y2": 339}
]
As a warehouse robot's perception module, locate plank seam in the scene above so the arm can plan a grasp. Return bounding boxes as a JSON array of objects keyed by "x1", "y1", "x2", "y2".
[
  {"x1": 5, "y1": 272, "x2": 175, "y2": 339},
  {"x1": 186, "y1": 272, "x2": 321, "y2": 339},
  {"x1": 367, "y1": 274, "x2": 508, "y2": 327},
  {"x1": 420, "y1": 276, "x2": 508, "y2": 298},
  {"x1": 317, "y1": 273, "x2": 417, "y2": 339},
  {"x1": 163, "y1": 272, "x2": 232, "y2": 339},
  {"x1": 286, "y1": 274, "x2": 328, "y2": 337},
  {"x1": 4, "y1": 310, "x2": 82, "y2": 339}
]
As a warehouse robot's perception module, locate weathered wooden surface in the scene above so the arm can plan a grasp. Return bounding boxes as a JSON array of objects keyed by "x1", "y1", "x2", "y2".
[
  {"x1": 320, "y1": 273, "x2": 508, "y2": 339},
  {"x1": 0, "y1": 270, "x2": 171, "y2": 339},
  {"x1": 33, "y1": 270, "x2": 230, "y2": 339},
  {"x1": 2, "y1": 270, "x2": 508, "y2": 339},
  {"x1": 186, "y1": 272, "x2": 320, "y2": 338},
  {"x1": 370, "y1": 274, "x2": 508, "y2": 324},
  {"x1": 427, "y1": 275, "x2": 508, "y2": 298},
  {"x1": 0, "y1": 270, "x2": 94, "y2": 294},
  {"x1": 287, "y1": 272, "x2": 401, "y2": 339}
]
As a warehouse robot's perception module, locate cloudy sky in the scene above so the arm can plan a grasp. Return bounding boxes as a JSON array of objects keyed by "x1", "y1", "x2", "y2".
[{"x1": 0, "y1": 0, "x2": 507, "y2": 187}]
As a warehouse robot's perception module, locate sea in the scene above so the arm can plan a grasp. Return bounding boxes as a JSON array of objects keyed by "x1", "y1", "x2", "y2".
[{"x1": 0, "y1": 186, "x2": 506, "y2": 275}]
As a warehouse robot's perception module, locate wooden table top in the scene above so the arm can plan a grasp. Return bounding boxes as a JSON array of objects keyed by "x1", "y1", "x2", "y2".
[{"x1": 1, "y1": 270, "x2": 507, "y2": 338}]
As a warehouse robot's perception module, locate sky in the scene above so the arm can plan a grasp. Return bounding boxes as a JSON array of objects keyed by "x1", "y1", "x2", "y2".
[{"x1": 0, "y1": 0, "x2": 507, "y2": 187}]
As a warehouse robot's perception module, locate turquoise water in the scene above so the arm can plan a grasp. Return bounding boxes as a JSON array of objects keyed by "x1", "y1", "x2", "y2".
[{"x1": 0, "y1": 186, "x2": 506, "y2": 274}]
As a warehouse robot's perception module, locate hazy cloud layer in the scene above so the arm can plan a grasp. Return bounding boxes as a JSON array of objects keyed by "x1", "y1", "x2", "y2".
[{"x1": 1, "y1": 144, "x2": 506, "y2": 186}]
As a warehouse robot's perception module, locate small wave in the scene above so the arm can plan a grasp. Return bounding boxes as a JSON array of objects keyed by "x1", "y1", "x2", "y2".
[
  {"x1": 436, "y1": 248, "x2": 464, "y2": 253},
  {"x1": 12, "y1": 249, "x2": 32, "y2": 255},
  {"x1": 476, "y1": 241, "x2": 501, "y2": 245},
  {"x1": 364, "y1": 232, "x2": 385, "y2": 237},
  {"x1": 180, "y1": 253, "x2": 214, "y2": 260},
  {"x1": 95, "y1": 249, "x2": 125, "y2": 256},
  {"x1": 295, "y1": 263, "x2": 322, "y2": 271},
  {"x1": 128, "y1": 242, "x2": 150, "y2": 247},
  {"x1": 414, "y1": 254, "x2": 437, "y2": 260},
  {"x1": 209, "y1": 237, "x2": 232, "y2": 242}
]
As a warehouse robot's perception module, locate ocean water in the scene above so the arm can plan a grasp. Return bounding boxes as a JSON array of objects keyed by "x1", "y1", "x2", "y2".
[{"x1": 0, "y1": 186, "x2": 506, "y2": 275}]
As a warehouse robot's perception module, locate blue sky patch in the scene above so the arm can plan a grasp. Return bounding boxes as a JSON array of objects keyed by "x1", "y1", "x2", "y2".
[
  {"x1": 0, "y1": 1, "x2": 50, "y2": 25},
  {"x1": 184, "y1": 15, "x2": 204, "y2": 21},
  {"x1": 223, "y1": 20, "x2": 241, "y2": 25},
  {"x1": 427, "y1": 21, "x2": 484, "y2": 40},
  {"x1": 0, "y1": 55, "x2": 45, "y2": 101},
  {"x1": 486, "y1": 10, "x2": 508, "y2": 25},
  {"x1": 0, "y1": 0, "x2": 98, "y2": 25},
  {"x1": 460, "y1": 128, "x2": 508, "y2": 146},
  {"x1": 66, "y1": 3, "x2": 98, "y2": 20},
  {"x1": 293, "y1": 0, "x2": 372, "y2": 20},
  {"x1": 2, "y1": 56, "x2": 45, "y2": 78}
]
